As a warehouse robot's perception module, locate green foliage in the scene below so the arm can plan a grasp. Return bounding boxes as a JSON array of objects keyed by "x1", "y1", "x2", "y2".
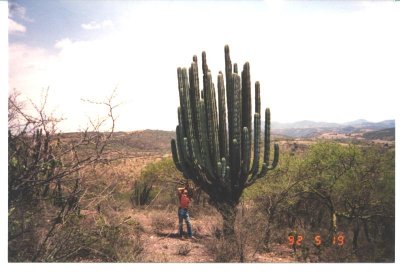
[
  {"x1": 244, "y1": 152, "x2": 305, "y2": 199},
  {"x1": 131, "y1": 181, "x2": 153, "y2": 206},
  {"x1": 247, "y1": 141, "x2": 395, "y2": 262},
  {"x1": 303, "y1": 142, "x2": 395, "y2": 223},
  {"x1": 140, "y1": 158, "x2": 183, "y2": 185},
  {"x1": 132, "y1": 158, "x2": 185, "y2": 207}
]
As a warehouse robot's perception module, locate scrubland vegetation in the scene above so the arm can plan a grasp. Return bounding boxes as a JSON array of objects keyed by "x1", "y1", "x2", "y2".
[{"x1": 8, "y1": 93, "x2": 395, "y2": 262}]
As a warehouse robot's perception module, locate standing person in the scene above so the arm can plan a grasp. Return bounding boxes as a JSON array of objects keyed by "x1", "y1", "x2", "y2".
[{"x1": 177, "y1": 185, "x2": 193, "y2": 239}]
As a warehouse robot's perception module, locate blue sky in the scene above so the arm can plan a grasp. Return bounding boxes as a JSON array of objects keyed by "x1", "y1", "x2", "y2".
[
  {"x1": 7, "y1": 0, "x2": 400, "y2": 132},
  {"x1": 9, "y1": 0, "x2": 126, "y2": 50}
]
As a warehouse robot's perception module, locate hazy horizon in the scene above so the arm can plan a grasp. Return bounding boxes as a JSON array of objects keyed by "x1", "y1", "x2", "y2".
[{"x1": 49, "y1": 118, "x2": 395, "y2": 134}]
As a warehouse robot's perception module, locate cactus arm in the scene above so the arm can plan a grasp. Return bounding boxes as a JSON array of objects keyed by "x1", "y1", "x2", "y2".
[
  {"x1": 271, "y1": 144, "x2": 280, "y2": 169},
  {"x1": 255, "y1": 81, "x2": 261, "y2": 115},
  {"x1": 189, "y1": 59, "x2": 201, "y2": 140},
  {"x1": 211, "y1": 82, "x2": 221, "y2": 167},
  {"x1": 204, "y1": 71, "x2": 220, "y2": 174},
  {"x1": 264, "y1": 108, "x2": 271, "y2": 168},
  {"x1": 182, "y1": 138, "x2": 190, "y2": 163},
  {"x1": 198, "y1": 99, "x2": 215, "y2": 179},
  {"x1": 181, "y1": 68, "x2": 196, "y2": 159},
  {"x1": 221, "y1": 157, "x2": 227, "y2": 181},
  {"x1": 202, "y1": 52, "x2": 220, "y2": 175},
  {"x1": 171, "y1": 138, "x2": 183, "y2": 172},
  {"x1": 258, "y1": 108, "x2": 279, "y2": 178},
  {"x1": 245, "y1": 113, "x2": 261, "y2": 187},
  {"x1": 241, "y1": 62, "x2": 252, "y2": 175},
  {"x1": 218, "y1": 72, "x2": 228, "y2": 162},
  {"x1": 174, "y1": 134, "x2": 191, "y2": 180},
  {"x1": 188, "y1": 60, "x2": 203, "y2": 166},
  {"x1": 240, "y1": 127, "x2": 250, "y2": 186},
  {"x1": 258, "y1": 108, "x2": 271, "y2": 177},
  {"x1": 176, "y1": 110, "x2": 194, "y2": 179},
  {"x1": 225, "y1": 46, "x2": 234, "y2": 166},
  {"x1": 176, "y1": 109, "x2": 186, "y2": 163},
  {"x1": 230, "y1": 73, "x2": 242, "y2": 188},
  {"x1": 181, "y1": 137, "x2": 215, "y2": 191},
  {"x1": 224, "y1": 45, "x2": 232, "y2": 96}
]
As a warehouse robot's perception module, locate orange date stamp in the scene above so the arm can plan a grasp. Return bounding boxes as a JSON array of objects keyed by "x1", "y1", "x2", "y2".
[{"x1": 288, "y1": 234, "x2": 345, "y2": 247}]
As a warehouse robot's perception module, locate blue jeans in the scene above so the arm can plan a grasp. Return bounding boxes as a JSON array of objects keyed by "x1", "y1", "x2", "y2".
[{"x1": 178, "y1": 208, "x2": 192, "y2": 237}]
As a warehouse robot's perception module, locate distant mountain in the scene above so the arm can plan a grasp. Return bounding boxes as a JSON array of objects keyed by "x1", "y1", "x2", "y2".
[
  {"x1": 342, "y1": 119, "x2": 395, "y2": 129},
  {"x1": 363, "y1": 128, "x2": 395, "y2": 141},
  {"x1": 342, "y1": 119, "x2": 369, "y2": 126},
  {"x1": 271, "y1": 119, "x2": 395, "y2": 139},
  {"x1": 379, "y1": 120, "x2": 396, "y2": 127}
]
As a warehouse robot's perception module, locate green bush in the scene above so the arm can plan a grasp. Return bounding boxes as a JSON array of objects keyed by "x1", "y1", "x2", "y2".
[
  {"x1": 132, "y1": 158, "x2": 185, "y2": 207},
  {"x1": 131, "y1": 181, "x2": 153, "y2": 206},
  {"x1": 242, "y1": 141, "x2": 395, "y2": 262}
]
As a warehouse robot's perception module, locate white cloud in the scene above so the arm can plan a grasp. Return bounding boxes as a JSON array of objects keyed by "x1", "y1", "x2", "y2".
[
  {"x1": 8, "y1": 2, "x2": 32, "y2": 35},
  {"x1": 81, "y1": 20, "x2": 113, "y2": 30},
  {"x1": 54, "y1": 38, "x2": 72, "y2": 49},
  {"x1": 9, "y1": 43, "x2": 57, "y2": 99},
  {"x1": 9, "y1": 36, "x2": 159, "y2": 132},
  {"x1": 8, "y1": 18, "x2": 26, "y2": 34}
]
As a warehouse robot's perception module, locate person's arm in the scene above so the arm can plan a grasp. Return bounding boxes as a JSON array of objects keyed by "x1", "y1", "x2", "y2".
[{"x1": 177, "y1": 187, "x2": 184, "y2": 197}]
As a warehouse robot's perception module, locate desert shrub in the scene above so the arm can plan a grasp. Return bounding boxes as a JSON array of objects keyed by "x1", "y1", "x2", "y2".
[
  {"x1": 151, "y1": 212, "x2": 175, "y2": 234},
  {"x1": 139, "y1": 158, "x2": 183, "y2": 186},
  {"x1": 8, "y1": 91, "x2": 122, "y2": 262},
  {"x1": 134, "y1": 157, "x2": 210, "y2": 209},
  {"x1": 92, "y1": 214, "x2": 144, "y2": 262},
  {"x1": 133, "y1": 158, "x2": 182, "y2": 207},
  {"x1": 243, "y1": 142, "x2": 395, "y2": 262},
  {"x1": 244, "y1": 152, "x2": 307, "y2": 253},
  {"x1": 177, "y1": 244, "x2": 192, "y2": 256},
  {"x1": 206, "y1": 235, "x2": 240, "y2": 262},
  {"x1": 130, "y1": 180, "x2": 154, "y2": 206}
]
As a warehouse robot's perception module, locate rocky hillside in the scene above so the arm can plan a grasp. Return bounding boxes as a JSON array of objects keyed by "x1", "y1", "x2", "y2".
[
  {"x1": 109, "y1": 130, "x2": 175, "y2": 153},
  {"x1": 363, "y1": 128, "x2": 395, "y2": 141}
]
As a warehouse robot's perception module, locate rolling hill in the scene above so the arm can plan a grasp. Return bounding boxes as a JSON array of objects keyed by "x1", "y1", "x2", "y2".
[{"x1": 271, "y1": 119, "x2": 395, "y2": 139}]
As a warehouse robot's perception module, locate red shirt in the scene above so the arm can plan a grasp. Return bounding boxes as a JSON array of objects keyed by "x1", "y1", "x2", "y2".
[{"x1": 179, "y1": 192, "x2": 190, "y2": 209}]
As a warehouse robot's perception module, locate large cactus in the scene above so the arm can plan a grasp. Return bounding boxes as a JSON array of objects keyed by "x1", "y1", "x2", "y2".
[{"x1": 171, "y1": 45, "x2": 279, "y2": 236}]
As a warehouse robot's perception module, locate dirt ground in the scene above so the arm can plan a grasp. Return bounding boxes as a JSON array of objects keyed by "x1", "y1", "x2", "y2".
[{"x1": 129, "y1": 209, "x2": 295, "y2": 263}]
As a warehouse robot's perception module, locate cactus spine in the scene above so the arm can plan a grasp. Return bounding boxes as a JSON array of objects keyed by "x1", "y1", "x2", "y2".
[{"x1": 171, "y1": 45, "x2": 279, "y2": 235}]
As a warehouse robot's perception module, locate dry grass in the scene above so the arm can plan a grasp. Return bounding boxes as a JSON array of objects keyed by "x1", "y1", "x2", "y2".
[{"x1": 150, "y1": 211, "x2": 176, "y2": 235}]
